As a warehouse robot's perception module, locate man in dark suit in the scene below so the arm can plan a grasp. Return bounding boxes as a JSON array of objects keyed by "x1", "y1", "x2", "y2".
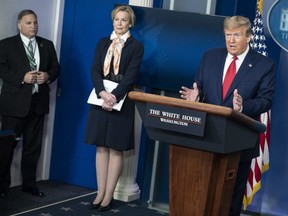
[
  {"x1": 0, "y1": 9, "x2": 60, "y2": 198},
  {"x1": 180, "y1": 16, "x2": 275, "y2": 215}
]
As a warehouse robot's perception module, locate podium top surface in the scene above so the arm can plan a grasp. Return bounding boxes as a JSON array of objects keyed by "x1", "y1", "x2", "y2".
[{"x1": 128, "y1": 91, "x2": 266, "y2": 133}]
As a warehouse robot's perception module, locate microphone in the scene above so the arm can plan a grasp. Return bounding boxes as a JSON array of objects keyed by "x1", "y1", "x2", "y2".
[{"x1": 201, "y1": 92, "x2": 206, "y2": 102}]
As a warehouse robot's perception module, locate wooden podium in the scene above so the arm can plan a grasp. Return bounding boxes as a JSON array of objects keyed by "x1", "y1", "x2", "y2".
[{"x1": 128, "y1": 91, "x2": 266, "y2": 216}]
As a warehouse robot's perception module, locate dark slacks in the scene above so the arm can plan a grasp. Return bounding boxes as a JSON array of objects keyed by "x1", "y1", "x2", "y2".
[
  {"x1": 0, "y1": 132, "x2": 16, "y2": 191},
  {"x1": 229, "y1": 160, "x2": 252, "y2": 216},
  {"x1": 0, "y1": 94, "x2": 44, "y2": 190}
]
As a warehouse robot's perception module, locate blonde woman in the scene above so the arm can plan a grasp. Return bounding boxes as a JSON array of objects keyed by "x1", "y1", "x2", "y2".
[{"x1": 85, "y1": 5, "x2": 144, "y2": 211}]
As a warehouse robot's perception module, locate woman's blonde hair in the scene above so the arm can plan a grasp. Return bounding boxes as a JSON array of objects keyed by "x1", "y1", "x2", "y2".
[{"x1": 111, "y1": 5, "x2": 136, "y2": 27}]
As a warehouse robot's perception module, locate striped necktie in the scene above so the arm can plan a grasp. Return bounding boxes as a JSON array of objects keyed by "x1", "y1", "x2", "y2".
[
  {"x1": 27, "y1": 40, "x2": 37, "y2": 71},
  {"x1": 26, "y1": 40, "x2": 38, "y2": 93}
]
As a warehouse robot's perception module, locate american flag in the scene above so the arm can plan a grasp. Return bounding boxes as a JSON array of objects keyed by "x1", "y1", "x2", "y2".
[{"x1": 243, "y1": 0, "x2": 270, "y2": 210}]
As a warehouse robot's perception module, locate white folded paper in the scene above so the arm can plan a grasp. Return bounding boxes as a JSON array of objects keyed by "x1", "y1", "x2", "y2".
[{"x1": 87, "y1": 79, "x2": 126, "y2": 111}]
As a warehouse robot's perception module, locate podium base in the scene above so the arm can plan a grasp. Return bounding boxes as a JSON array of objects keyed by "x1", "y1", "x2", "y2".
[{"x1": 170, "y1": 144, "x2": 240, "y2": 216}]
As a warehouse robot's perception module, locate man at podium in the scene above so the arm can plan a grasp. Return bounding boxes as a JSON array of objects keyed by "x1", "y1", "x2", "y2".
[{"x1": 180, "y1": 15, "x2": 275, "y2": 215}]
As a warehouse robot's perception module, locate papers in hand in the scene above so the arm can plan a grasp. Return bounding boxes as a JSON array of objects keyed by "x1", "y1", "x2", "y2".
[{"x1": 87, "y1": 79, "x2": 126, "y2": 111}]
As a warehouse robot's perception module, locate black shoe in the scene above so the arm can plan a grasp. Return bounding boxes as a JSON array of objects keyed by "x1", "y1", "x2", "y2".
[
  {"x1": 0, "y1": 190, "x2": 8, "y2": 198},
  {"x1": 89, "y1": 202, "x2": 101, "y2": 210},
  {"x1": 22, "y1": 187, "x2": 45, "y2": 197},
  {"x1": 98, "y1": 199, "x2": 113, "y2": 211},
  {"x1": 89, "y1": 193, "x2": 102, "y2": 210}
]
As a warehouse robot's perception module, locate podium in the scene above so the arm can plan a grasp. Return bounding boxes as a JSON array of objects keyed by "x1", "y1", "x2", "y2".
[{"x1": 128, "y1": 91, "x2": 266, "y2": 216}]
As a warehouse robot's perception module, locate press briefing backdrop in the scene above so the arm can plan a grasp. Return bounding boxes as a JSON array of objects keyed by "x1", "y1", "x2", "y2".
[
  {"x1": 131, "y1": 6, "x2": 226, "y2": 91},
  {"x1": 50, "y1": 1, "x2": 226, "y2": 201}
]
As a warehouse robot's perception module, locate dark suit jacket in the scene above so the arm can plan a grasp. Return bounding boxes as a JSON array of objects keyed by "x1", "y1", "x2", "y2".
[
  {"x1": 195, "y1": 48, "x2": 275, "y2": 161},
  {"x1": 0, "y1": 34, "x2": 60, "y2": 117},
  {"x1": 91, "y1": 36, "x2": 144, "y2": 102}
]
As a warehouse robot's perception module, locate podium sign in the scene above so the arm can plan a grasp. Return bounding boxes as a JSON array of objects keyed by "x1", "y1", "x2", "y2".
[{"x1": 144, "y1": 103, "x2": 206, "y2": 137}]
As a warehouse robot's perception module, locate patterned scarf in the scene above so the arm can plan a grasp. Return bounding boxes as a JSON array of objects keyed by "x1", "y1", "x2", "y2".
[{"x1": 103, "y1": 30, "x2": 130, "y2": 76}]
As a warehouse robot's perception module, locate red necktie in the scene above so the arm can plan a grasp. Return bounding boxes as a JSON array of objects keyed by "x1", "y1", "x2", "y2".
[{"x1": 222, "y1": 56, "x2": 238, "y2": 99}]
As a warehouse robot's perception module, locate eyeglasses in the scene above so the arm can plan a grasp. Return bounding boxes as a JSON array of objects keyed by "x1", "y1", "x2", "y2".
[{"x1": 225, "y1": 33, "x2": 243, "y2": 40}]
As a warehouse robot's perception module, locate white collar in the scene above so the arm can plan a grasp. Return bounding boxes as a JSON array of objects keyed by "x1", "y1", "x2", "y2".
[
  {"x1": 110, "y1": 30, "x2": 130, "y2": 43},
  {"x1": 20, "y1": 33, "x2": 36, "y2": 45},
  {"x1": 227, "y1": 46, "x2": 249, "y2": 62}
]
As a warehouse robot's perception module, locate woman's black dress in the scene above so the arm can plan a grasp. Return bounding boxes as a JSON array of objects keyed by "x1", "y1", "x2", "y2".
[{"x1": 85, "y1": 36, "x2": 144, "y2": 151}]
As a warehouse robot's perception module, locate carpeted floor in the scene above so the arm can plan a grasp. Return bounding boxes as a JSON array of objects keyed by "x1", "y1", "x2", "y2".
[
  {"x1": 0, "y1": 180, "x2": 263, "y2": 216},
  {"x1": 0, "y1": 180, "x2": 168, "y2": 216}
]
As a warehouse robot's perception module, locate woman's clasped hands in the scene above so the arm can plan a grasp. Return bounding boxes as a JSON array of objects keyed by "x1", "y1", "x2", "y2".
[{"x1": 100, "y1": 91, "x2": 117, "y2": 111}]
